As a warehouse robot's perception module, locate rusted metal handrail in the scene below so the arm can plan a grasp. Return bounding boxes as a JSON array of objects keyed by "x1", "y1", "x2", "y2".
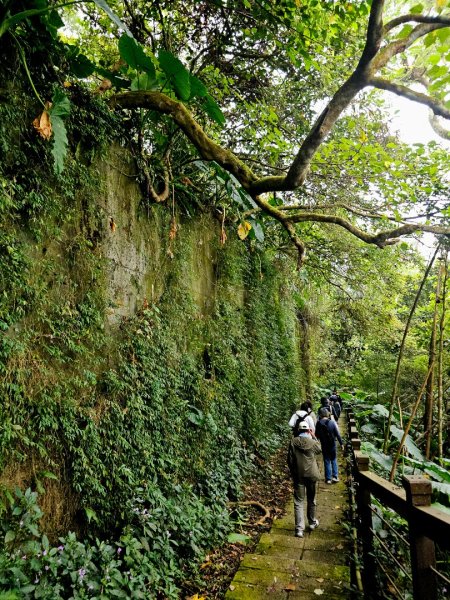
[{"x1": 347, "y1": 409, "x2": 450, "y2": 600}]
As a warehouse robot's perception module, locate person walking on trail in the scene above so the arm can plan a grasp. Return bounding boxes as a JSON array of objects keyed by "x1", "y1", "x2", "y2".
[
  {"x1": 288, "y1": 402, "x2": 315, "y2": 435},
  {"x1": 287, "y1": 421, "x2": 322, "y2": 538},
  {"x1": 315, "y1": 407, "x2": 343, "y2": 484},
  {"x1": 328, "y1": 389, "x2": 342, "y2": 420}
]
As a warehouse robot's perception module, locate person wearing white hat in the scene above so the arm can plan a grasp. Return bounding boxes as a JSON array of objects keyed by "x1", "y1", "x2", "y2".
[{"x1": 287, "y1": 421, "x2": 322, "y2": 538}]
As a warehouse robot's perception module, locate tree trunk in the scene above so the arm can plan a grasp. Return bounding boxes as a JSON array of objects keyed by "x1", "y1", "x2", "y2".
[
  {"x1": 383, "y1": 246, "x2": 439, "y2": 453},
  {"x1": 297, "y1": 308, "x2": 312, "y2": 400},
  {"x1": 390, "y1": 362, "x2": 434, "y2": 482},
  {"x1": 437, "y1": 255, "x2": 448, "y2": 461},
  {"x1": 424, "y1": 261, "x2": 443, "y2": 458}
]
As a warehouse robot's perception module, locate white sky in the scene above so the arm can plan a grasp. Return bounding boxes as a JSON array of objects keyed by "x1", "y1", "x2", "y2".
[
  {"x1": 388, "y1": 95, "x2": 450, "y2": 148},
  {"x1": 387, "y1": 95, "x2": 450, "y2": 257}
]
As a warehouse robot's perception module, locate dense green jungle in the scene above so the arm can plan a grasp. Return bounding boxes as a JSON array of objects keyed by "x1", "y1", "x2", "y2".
[{"x1": 0, "y1": 0, "x2": 450, "y2": 598}]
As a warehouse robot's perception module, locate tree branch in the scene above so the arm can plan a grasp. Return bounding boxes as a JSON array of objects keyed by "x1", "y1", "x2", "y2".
[
  {"x1": 372, "y1": 22, "x2": 447, "y2": 71},
  {"x1": 384, "y1": 13, "x2": 450, "y2": 34},
  {"x1": 286, "y1": 212, "x2": 450, "y2": 247},
  {"x1": 369, "y1": 78, "x2": 450, "y2": 119}
]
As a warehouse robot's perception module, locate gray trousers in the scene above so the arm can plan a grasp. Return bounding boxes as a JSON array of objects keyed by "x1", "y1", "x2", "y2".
[{"x1": 293, "y1": 478, "x2": 317, "y2": 531}]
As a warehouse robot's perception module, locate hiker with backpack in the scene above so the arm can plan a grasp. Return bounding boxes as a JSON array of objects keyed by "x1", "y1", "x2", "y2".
[
  {"x1": 328, "y1": 389, "x2": 342, "y2": 420},
  {"x1": 315, "y1": 407, "x2": 343, "y2": 484},
  {"x1": 287, "y1": 420, "x2": 322, "y2": 538},
  {"x1": 288, "y1": 401, "x2": 315, "y2": 435}
]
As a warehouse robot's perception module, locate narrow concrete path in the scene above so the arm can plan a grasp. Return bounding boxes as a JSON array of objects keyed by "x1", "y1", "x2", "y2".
[{"x1": 225, "y1": 420, "x2": 351, "y2": 599}]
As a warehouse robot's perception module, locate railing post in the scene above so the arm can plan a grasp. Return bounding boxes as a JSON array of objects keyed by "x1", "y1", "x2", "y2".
[
  {"x1": 402, "y1": 476, "x2": 437, "y2": 600},
  {"x1": 355, "y1": 455, "x2": 377, "y2": 596}
]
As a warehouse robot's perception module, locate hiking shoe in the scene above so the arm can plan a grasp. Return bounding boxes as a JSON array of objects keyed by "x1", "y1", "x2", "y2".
[
  {"x1": 332, "y1": 477, "x2": 339, "y2": 483},
  {"x1": 309, "y1": 519, "x2": 319, "y2": 530},
  {"x1": 295, "y1": 529, "x2": 304, "y2": 538},
  {"x1": 326, "y1": 480, "x2": 332, "y2": 484}
]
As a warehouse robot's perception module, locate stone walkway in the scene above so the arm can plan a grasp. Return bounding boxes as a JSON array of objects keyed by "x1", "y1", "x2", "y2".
[{"x1": 225, "y1": 422, "x2": 351, "y2": 599}]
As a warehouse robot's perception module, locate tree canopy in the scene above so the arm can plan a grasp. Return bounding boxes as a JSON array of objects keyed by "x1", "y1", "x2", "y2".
[{"x1": 2, "y1": 0, "x2": 450, "y2": 263}]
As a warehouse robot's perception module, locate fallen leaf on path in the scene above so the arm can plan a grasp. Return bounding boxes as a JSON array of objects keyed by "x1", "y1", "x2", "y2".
[
  {"x1": 284, "y1": 583, "x2": 296, "y2": 591},
  {"x1": 314, "y1": 589, "x2": 324, "y2": 595},
  {"x1": 316, "y1": 578, "x2": 324, "y2": 583},
  {"x1": 229, "y1": 585, "x2": 235, "y2": 591}
]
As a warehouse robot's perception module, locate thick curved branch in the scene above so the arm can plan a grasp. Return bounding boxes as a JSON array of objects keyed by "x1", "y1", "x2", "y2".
[
  {"x1": 249, "y1": 0, "x2": 387, "y2": 194},
  {"x1": 372, "y1": 22, "x2": 447, "y2": 71},
  {"x1": 110, "y1": 91, "x2": 258, "y2": 189},
  {"x1": 384, "y1": 14, "x2": 450, "y2": 34},
  {"x1": 286, "y1": 212, "x2": 450, "y2": 247},
  {"x1": 370, "y1": 78, "x2": 450, "y2": 119},
  {"x1": 429, "y1": 113, "x2": 450, "y2": 140}
]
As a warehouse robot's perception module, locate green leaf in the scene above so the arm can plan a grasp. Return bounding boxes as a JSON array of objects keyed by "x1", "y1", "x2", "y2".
[
  {"x1": 227, "y1": 532, "x2": 251, "y2": 544},
  {"x1": 85, "y1": 507, "x2": 98, "y2": 523},
  {"x1": 190, "y1": 75, "x2": 208, "y2": 98},
  {"x1": 248, "y1": 219, "x2": 264, "y2": 243},
  {"x1": 187, "y1": 409, "x2": 205, "y2": 426},
  {"x1": 0, "y1": 592, "x2": 20, "y2": 600},
  {"x1": 202, "y1": 95, "x2": 225, "y2": 126},
  {"x1": 69, "y1": 54, "x2": 95, "y2": 78},
  {"x1": 19, "y1": 587, "x2": 35, "y2": 595},
  {"x1": 92, "y1": 0, "x2": 133, "y2": 37},
  {"x1": 118, "y1": 34, "x2": 155, "y2": 78},
  {"x1": 410, "y1": 4, "x2": 424, "y2": 14},
  {"x1": 39, "y1": 470, "x2": 58, "y2": 480},
  {"x1": 50, "y1": 115, "x2": 68, "y2": 175},
  {"x1": 47, "y1": 10, "x2": 64, "y2": 31},
  {"x1": 372, "y1": 404, "x2": 389, "y2": 418},
  {"x1": 130, "y1": 73, "x2": 155, "y2": 91},
  {"x1": 49, "y1": 90, "x2": 70, "y2": 118},
  {"x1": 4, "y1": 530, "x2": 15, "y2": 543},
  {"x1": 158, "y1": 50, "x2": 191, "y2": 101},
  {"x1": 390, "y1": 425, "x2": 423, "y2": 460}
]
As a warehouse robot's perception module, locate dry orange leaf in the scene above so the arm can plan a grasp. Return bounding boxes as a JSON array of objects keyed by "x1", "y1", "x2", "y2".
[
  {"x1": 237, "y1": 221, "x2": 251, "y2": 240},
  {"x1": 169, "y1": 218, "x2": 178, "y2": 241},
  {"x1": 32, "y1": 102, "x2": 52, "y2": 140},
  {"x1": 284, "y1": 583, "x2": 297, "y2": 591}
]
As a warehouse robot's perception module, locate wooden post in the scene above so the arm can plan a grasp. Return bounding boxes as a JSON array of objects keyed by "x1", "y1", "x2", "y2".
[
  {"x1": 351, "y1": 438, "x2": 361, "y2": 451},
  {"x1": 355, "y1": 456, "x2": 376, "y2": 595},
  {"x1": 402, "y1": 476, "x2": 437, "y2": 600}
]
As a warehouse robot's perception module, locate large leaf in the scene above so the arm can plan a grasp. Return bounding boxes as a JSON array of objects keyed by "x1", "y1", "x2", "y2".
[
  {"x1": 49, "y1": 89, "x2": 70, "y2": 118},
  {"x1": 401, "y1": 456, "x2": 450, "y2": 483},
  {"x1": 390, "y1": 425, "x2": 423, "y2": 460},
  {"x1": 92, "y1": 0, "x2": 133, "y2": 37},
  {"x1": 118, "y1": 34, "x2": 155, "y2": 78},
  {"x1": 158, "y1": 50, "x2": 190, "y2": 101},
  {"x1": 69, "y1": 54, "x2": 95, "y2": 78},
  {"x1": 50, "y1": 115, "x2": 68, "y2": 175},
  {"x1": 361, "y1": 442, "x2": 392, "y2": 473},
  {"x1": 190, "y1": 75, "x2": 208, "y2": 98},
  {"x1": 48, "y1": 90, "x2": 70, "y2": 175},
  {"x1": 248, "y1": 218, "x2": 264, "y2": 243},
  {"x1": 372, "y1": 404, "x2": 389, "y2": 418},
  {"x1": 202, "y1": 95, "x2": 225, "y2": 126}
]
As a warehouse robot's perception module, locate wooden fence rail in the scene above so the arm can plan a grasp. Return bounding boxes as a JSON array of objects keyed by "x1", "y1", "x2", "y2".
[{"x1": 347, "y1": 409, "x2": 450, "y2": 600}]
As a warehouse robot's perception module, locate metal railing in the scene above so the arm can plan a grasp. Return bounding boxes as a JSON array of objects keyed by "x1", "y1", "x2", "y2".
[{"x1": 347, "y1": 410, "x2": 450, "y2": 600}]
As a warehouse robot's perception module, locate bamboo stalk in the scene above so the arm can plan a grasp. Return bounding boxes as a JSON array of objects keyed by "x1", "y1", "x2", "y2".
[{"x1": 383, "y1": 246, "x2": 439, "y2": 453}]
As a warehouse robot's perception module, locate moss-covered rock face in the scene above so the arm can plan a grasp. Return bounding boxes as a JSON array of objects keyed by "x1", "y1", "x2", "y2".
[{"x1": 0, "y1": 76, "x2": 306, "y2": 597}]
